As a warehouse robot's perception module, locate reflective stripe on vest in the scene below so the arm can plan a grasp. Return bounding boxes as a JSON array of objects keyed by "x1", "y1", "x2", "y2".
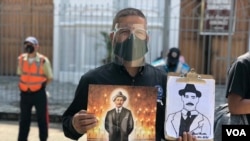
[{"x1": 18, "y1": 55, "x2": 47, "y2": 92}]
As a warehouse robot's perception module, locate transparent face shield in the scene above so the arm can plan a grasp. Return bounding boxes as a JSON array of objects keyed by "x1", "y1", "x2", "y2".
[{"x1": 112, "y1": 23, "x2": 148, "y2": 67}]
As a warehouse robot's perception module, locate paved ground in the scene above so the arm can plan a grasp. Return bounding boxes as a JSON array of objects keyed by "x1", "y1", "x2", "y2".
[{"x1": 0, "y1": 120, "x2": 87, "y2": 141}]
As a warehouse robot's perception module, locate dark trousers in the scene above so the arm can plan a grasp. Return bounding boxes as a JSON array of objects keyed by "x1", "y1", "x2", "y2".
[{"x1": 18, "y1": 89, "x2": 49, "y2": 141}]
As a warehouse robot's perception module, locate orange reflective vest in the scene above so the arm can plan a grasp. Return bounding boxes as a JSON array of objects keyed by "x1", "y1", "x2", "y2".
[{"x1": 18, "y1": 54, "x2": 47, "y2": 92}]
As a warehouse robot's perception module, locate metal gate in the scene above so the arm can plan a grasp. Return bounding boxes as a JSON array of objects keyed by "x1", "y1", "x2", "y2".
[
  {"x1": 0, "y1": 0, "x2": 249, "y2": 104},
  {"x1": 177, "y1": 0, "x2": 249, "y2": 84}
]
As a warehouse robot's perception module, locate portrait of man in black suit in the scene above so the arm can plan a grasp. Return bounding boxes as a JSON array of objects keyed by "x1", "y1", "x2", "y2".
[
  {"x1": 165, "y1": 83, "x2": 211, "y2": 137},
  {"x1": 105, "y1": 91, "x2": 134, "y2": 141}
]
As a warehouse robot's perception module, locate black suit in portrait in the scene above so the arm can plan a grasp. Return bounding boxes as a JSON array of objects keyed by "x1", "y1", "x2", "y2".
[{"x1": 105, "y1": 107, "x2": 134, "y2": 141}]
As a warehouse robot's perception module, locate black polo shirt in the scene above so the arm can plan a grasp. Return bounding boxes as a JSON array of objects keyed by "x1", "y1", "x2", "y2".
[
  {"x1": 226, "y1": 52, "x2": 250, "y2": 123},
  {"x1": 62, "y1": 62, "x2": 167, "y2": 141}
]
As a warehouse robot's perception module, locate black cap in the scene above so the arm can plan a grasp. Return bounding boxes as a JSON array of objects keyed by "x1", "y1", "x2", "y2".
[
  {"x1": 179, "y1": 84, "x2": 201, "y2": 97},
  {"x1": 167, "y1": 47, "x2": 180, "y2": 64}
]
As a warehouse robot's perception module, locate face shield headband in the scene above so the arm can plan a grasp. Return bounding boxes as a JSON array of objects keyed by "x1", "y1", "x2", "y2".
[{"x1": 112, "y1": 23, "x2": 148, "y2": 67}]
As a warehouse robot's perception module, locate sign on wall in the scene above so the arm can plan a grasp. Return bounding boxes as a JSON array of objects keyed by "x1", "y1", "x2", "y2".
[{"x1": 200, "y1": 0, "x2": 236, "y2": 35}]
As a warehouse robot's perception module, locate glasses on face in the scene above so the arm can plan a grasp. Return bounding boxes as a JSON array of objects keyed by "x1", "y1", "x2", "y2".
[{"x1": 114, "y1": 23, "x2": 148, "y2": 40}]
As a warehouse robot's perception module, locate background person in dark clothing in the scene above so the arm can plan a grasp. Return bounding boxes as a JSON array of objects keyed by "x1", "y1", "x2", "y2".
[
  {"x1": 62, "y1": 7, "x2": 196, "y2": 141},
  {"x1": 152, "y1": 47, "x2": 190, "y2": 75},
  {"x1": 17, "y1": 36, "x2": 53, "y2": 141},
  {"x1": 226, "y1": 52, "x2": 250, "y2": 124}
]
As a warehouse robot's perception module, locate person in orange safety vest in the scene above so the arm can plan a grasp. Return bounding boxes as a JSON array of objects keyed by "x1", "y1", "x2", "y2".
[{"x1": 17, "y1": 36, "x2": 53, "y2": 141}]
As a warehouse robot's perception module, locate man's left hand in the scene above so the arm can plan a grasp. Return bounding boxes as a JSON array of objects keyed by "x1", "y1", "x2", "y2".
[{"x1": 177, "y1": 132, "x2": 196, "y2": 141}]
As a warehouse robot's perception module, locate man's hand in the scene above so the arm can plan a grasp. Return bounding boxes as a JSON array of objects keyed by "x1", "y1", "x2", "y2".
[
  {"x1": 72, "y1": 110, "x2": 98, "y2": 134},
  {"x1": 177, "y1": 132, "x2": 196, "y2": 141}
]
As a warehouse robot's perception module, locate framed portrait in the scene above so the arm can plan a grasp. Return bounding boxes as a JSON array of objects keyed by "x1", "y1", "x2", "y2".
[
  {"x1": 87, "y1": 84, "x2": 158, "y2": 141},
  {"x1": 165, "y1": 74, "x2": 215, "y2": 141}
]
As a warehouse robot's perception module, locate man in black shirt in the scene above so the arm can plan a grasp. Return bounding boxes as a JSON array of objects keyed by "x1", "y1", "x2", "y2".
[
  {"x1": 62, "y1": 7, "x2": 196, "y2": 141},
  {"x1": 226, "y1": 52, "x2": 250, "y2": 123}
]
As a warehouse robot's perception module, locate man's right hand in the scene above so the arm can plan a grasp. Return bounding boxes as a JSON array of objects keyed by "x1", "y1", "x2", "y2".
[{"x1": 72, "y1": 110, "x2": 98, "y2": 134}]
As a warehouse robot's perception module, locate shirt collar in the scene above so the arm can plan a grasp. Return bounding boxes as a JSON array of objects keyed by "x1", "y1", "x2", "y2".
[
  {"x1": 117, "y1": 64, "x2": 145, "y2": 76},
  {"x1": 116, "y1": 107, "x2": 122, "y2": 112},
  {"x1": 22, "y1": 52, "x2": 41, "y2": 62},
  {"x1": 181, "y1": 109, "x2": 198, "y2": 116}
]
